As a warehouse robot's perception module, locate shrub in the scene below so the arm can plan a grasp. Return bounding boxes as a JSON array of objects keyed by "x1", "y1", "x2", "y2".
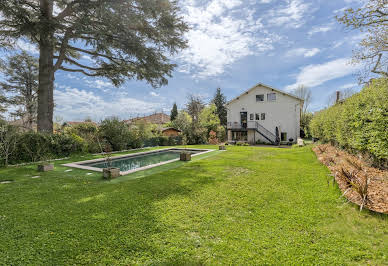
[
  {"x1": 99, "y1": 117, "x2": 131, "y2": 151},
  {"x1": 310, "y1": 78, "x2": 388, "y2": 166},
  {"x1": 0, "y1": 122, "x2": 19, "y2": 166},
  {"x1": 208, "y1": 130, "x2": 219, "y2": 145}
]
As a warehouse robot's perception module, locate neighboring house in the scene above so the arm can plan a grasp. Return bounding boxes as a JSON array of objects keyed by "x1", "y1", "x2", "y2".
[
  {"x1": 125, "y1": 113, "x2": 170, "y2": 125},
  {"x1": 65, "y1": 121, "x2": 98, "y2": 127},
  {"x1": 161, "y1": 127, "x2": 181, "y2": 137},
  {"x1": 226, "y1": 83, "x2": 303, "y2": 145}
]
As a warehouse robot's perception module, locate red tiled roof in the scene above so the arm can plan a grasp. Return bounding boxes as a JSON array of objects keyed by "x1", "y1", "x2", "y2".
[{"x1": 125, "y1": 113, "x2": 170, "y2": 125}]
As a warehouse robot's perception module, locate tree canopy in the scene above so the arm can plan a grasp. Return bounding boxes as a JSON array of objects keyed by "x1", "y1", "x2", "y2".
[
  {"x1": 0, "y1": 51, "x2": 39, "y2": 130},
  {"x1": 212, "y1": 88, "x2": 227, "y2": 127},
  {"x1": 337, "y1": 0, "x2": 387, "y2": 81},
  {"x1": 0, "y1": 0, "x2": 188, "y2": 132},
  {"x1": 170, "y1": 102, "x2": 178, "y2": 121}
]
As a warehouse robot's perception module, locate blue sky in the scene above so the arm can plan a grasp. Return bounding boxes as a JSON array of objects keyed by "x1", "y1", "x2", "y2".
[{"x1": 6, "y1": 0, "x2": 367, "y2": 122}]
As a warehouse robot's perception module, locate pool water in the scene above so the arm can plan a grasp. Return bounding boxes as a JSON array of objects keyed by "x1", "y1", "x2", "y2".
[{"x1": 83, "y1": 150, "x2": 199, "y2": 172}]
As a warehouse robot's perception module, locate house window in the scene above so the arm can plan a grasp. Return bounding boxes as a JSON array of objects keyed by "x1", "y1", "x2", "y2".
[
  {"x1": 255, "y1": 113, "x2": 260, "y2": 120},
  {"x1": 267, "y1": 93, "x2": 276, "y2": 101},
  {"x1": 256, "y1": 94, "x2": 264, "y2": 102},
  {"x1": 250, "y1": 113, "x2": 254, "y2": 120},
  {"x1": 261, "y1": 113, "x2": 266, "y2": 120},
  {"x1": 281, "y1": 132, "x2": 287, "y2": 141}
]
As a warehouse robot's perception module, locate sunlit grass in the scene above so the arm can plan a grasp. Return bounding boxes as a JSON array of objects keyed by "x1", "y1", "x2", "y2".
[{"x1": 0, "y1": 145, "x2": 386, "y2": 264}]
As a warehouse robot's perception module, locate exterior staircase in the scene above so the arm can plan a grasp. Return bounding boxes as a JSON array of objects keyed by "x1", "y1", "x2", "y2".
[{"x1": 248, "y1": 121, "x2": 279, "y2": 145}]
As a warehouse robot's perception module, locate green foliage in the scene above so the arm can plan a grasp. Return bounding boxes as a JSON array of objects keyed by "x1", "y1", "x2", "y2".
[
  {"x1": 301, "y1": 112, "x2": 314, "y2": 138},
  {"x1": 311, "y1": 78, "x2": 388, "y2": 164},
  {"x1": 6, "y1": 132, "x2": 84, "y2": 165},
  {"x1": 170, "y1": 102, "x2": 178, "y2": 121},
  {"x1": 199, "y1": 104, "x2": 220, "y2": 134},
  {"x1": 99, "y1": 117, "x2": 131, "y2": 151},
  {"x1": 0, "y1": 51, "x2": 39, "y2": 130},
  {"x1": 212, "y1": 87, "x2": 227, "y2": 126},
  {"x1": 0, "y1": 121, "x2": 19, "y2": 166}
]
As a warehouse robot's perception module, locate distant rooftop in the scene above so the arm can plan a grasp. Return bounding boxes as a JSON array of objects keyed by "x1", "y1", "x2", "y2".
[{"x1": 125, "y1": 113, "x2": 170, "y2": 125}]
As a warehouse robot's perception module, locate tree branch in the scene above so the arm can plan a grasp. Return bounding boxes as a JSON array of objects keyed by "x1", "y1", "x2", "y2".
[
  {"x1": 53, "y1": 27, "x2": 74, "y2": 72},
  {"x1": 371, "y1": 53, "x2": 388, "y2": 76},
  {"x1": 55, "y1": 0, "x2": 83, "y2": 20},
  {"x1": 58, "y1": 66, "x2": 99, "y2": 76}
]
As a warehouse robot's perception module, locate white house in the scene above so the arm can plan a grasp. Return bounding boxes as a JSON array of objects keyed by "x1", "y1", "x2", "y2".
[{"x1": 226, "y1": 83, "x2": 303, "y2": 145}]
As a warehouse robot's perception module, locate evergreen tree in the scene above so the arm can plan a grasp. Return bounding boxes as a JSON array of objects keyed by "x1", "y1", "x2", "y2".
[
  {"x1": 0, "y1": 51, "x2": 38, "y2": 130},
  {"x1": 212, "y1": 88, "x2": 227, "y2": 127},
  {"x1": 0, "y1": 1, "x2": 188, "y2": 133},
  {"x1": 170, "y1": 102, "x2": 178, "y2": 121}
]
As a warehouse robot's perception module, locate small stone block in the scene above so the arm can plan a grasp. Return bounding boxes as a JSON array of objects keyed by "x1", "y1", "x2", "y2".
[
  {"x1": 180, "y1": 152, "x2": 191, "y2": 161},
  {"x1": 103, "y1": 168, "x2": 120, "y2": 179},
  {"x1": 297, "y1": 138, "x2": 305, "y2": 147},
  {"x1": 219, "y1": 145, "x2": 226, "y2": 150},
  {"x1": 37, "y1": 164, "x2": 54, "y2": 172}
]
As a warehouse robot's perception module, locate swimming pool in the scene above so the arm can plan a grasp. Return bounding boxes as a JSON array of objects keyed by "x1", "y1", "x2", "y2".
[{"x1": 63, "y1": 148, "x2": 213, "y2": 175}]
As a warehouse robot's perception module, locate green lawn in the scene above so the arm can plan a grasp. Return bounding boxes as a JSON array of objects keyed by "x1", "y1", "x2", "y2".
[{"x1": 0, "y1": 145, "x2": 387, "y2": 264}]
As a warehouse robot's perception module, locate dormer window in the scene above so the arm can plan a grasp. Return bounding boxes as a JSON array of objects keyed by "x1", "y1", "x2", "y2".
[
  {"x1": 256, "y1": 94, "x2": 264, "y2": 102},
  {"x1": 267, "y1": 93, "x2": 276, "y2": 101}
]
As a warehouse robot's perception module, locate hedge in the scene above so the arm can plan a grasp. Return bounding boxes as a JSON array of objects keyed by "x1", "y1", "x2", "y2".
[{"x1": 310, "y1": 78, "x2": 388, "y2": 165}]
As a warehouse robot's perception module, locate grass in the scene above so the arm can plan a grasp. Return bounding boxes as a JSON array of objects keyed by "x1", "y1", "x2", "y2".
[{"x1": 0, "y1": 145, "x2": 387, "y2": 264}]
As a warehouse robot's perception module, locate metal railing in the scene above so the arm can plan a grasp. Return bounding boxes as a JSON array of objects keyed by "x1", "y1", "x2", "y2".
[{"x1": 227, "y1": 122, "x2": 245, "y2": 129}]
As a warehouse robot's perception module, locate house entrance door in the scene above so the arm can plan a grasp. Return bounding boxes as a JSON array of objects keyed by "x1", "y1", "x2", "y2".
[{"x1": 240, "y1": 112, "x2": 247, "y2": 128}]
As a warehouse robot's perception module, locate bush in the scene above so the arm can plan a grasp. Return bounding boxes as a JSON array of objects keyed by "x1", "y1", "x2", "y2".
[
  {"x1": 7, "y1": 132, "x2": 85, "y2": 164},
  {"x1": 99, "y1": 117, "x2": 131, "y2": 151},
  {"x1": 310, "y1": 78, "x2": 388, "y2": 166}
]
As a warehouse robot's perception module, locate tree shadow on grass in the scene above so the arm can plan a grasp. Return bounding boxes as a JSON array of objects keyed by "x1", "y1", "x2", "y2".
[{"x1": 0, "y1": 153, "x2": 221, "y2": 264}]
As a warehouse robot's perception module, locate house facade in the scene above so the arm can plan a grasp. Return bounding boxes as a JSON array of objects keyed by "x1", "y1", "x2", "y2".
[{"x1": 226, "y1": 83, "x2": 303, "y2": 145}]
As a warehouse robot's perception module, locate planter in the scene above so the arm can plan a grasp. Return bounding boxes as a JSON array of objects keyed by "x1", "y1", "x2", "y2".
[
  {"x1": 103, "y1": 167, "x2": 120, "y2": 179},
  {"x1": 180, "y1": 152, "x2": 191, "y2": 161},
  {"x1": 219, "y1": 145, "x2": 226, "y2": 150},
  {"x1": 37, "y1": 163, "x2": 54, "y2": 172}
]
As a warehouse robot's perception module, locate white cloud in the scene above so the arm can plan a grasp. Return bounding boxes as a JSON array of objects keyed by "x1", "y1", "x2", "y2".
[
  {"x1": 285, "y1": 58, "x2": 359, "y2": 91},
  {"x1": 286, "y1": 48, "x2": 321, "y2": 58},
  {"x1": 16, "y1": 39, "x2": 39, "y2": 54},
  {"x1": 308, "y1": 24, "x2": 334, "y2": 35},
  {"x1": 178, "y1": 0, "x2": 281, "y2": 78},
  {"x1": 150, "y1": 91, "x2": 160, "y2": 97},
  {"x1": 268, "y1": 0, "x2": 312, "y2": 28},
  {"x1": 339, "y1": 83, "x2": 357, "y2": 89},
  {"x1": 54, "y1": 87, "x2": 162, "y2": 121},
  {"x1": 84, "y1": 79, "x2": 112, "y2": 91}
]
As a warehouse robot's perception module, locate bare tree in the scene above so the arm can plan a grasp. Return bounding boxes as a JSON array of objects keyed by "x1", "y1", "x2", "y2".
[
  {"x1": 293, "y1": 85, "x2": 311, "y2": 113},
  {"x1": 326, "y1": 88, "x2": 356, "y2": 107},
  {"x1": 186, "y1": 95, "x2": 205, "y2": 122},
  {"x1": 337, "y1": 0, "x2": 388, "y2": 82}
]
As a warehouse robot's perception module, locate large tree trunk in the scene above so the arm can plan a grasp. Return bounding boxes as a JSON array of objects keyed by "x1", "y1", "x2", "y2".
[{"x1": 37, "y1": 0, "x2": 54, "y2": 133}]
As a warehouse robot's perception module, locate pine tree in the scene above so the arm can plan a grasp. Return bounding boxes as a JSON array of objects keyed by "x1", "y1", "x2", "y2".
[
  {"x1": 0, "y1": 1, "x2": 188, "y2": 133},
  {"x1": 170, "y1": 103, "x2": 178, "y2": 121},
  {"x1": 212, "y1": 88, "x2": 227, "y2": 127},
  {"x1": 0, "y1": 51, "x2": 38, "y2": 130}
]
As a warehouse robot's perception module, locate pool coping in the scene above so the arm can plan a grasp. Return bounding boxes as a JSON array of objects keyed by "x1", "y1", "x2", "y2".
[{"x1": 62, "y1": 148, "x2": 214, "y2": 176}]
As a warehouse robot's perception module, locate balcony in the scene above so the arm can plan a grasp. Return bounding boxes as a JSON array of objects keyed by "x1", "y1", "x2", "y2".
[{"x1": 227, "y1": 121, "x2": 257, "y2": 130}]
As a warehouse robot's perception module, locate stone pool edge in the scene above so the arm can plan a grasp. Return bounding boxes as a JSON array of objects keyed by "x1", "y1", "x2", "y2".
[{"x1": 62, "y1": 148, "x2": 215, "y2": 176}]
